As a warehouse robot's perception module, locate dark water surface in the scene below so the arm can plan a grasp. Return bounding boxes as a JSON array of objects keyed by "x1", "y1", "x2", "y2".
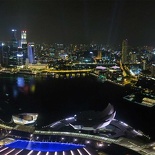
[{"x1": 0, "y1": 74, "x2": 154, "y2": 141}]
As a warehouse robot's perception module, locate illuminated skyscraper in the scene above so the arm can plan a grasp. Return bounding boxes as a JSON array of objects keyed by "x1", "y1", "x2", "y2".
[
  {"x1": 21, "y1": 30, "x2": 26, "y2": 40},
  {"x1": 121, "y1": 39, "x2": 128, "y2": 64},
  {"x1": 21, "y1": 30, "x2": 27, "y2": 48},
  {"x1": 97, "y1": 51, "x2": 102, "y2": 59},
  {"x1": 27, "y1": 42, "x2": 35, "y2": 64},
  {"x1": 11, "y1": 29, "x2": 17, "y2": 41},
  {"x1": 151, "y1": 64, "x2": 155, "y2": 77},
  {"x1": 11, "y1": 29, "x2": 18, "y2": 48},
  {"x1": 16, "y1": 30, "x2": 28, "y2": 66}
]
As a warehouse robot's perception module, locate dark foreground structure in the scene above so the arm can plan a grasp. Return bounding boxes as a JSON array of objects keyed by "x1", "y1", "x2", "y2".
[{"x1": 0, "y1": 103, "x2": 155, "y2": 155}]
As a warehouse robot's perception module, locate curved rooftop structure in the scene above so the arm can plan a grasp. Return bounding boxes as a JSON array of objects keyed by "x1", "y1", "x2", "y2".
[
  {"x1": 12, "y1": 113, "x2": 38, "y2": 125},
  {"x1": 45, "y1": 103, "x2": 150, "y2": 142},
  {"x1": 96, "y1": 66, "x2": 107, "y2": 70},
  {"x1": 48, "y1": 103, "x2": 116, "y2": 131}
]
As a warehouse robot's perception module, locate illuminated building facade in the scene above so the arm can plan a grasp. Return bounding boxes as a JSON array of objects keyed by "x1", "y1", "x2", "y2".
[
  {"x1": 11, "y1": 29, "x2": 17, "y2": 42},
  {"x1": 27, "y1": 42, "x2": 35, "y2": 64},
  {"x1": 3, "y1": 29, "x2": 29, "y2": 67},
  {"x1": 0, "y1": 29, "x2": 20, "y2": 67},
  {"x1": 12, "y1": 113, "x2": 38, "y2": 125},
  {"x1": 1, "y1": 29, "x2": 19, "y2": 67},
  {"x1": 121, "y1": 39, "x2": 128, "y2": 64},
  {"x1": 8, "y1": 29, "x2": 20, "y2": 67},
  {"x1": 130, "y1": 52, "x2": 137, "y2": 64},
  {"x1": 16, "y1": 31, "x2": 28, "y2": 66},
  {"x1": 0, "y1": 43, "x2": 10, "y2": 67},
  {"x1": 17, "y1": 47, "x2": 24, "y2": 66},
  {"x1": 20, "y1": 30, "x2": 27, "y2": 48},
  {"x1": 151, "y1": 64, "x2": 155, "y2": 77},
  {"x1": 11, "y1": 29, "x2": 18, "y2": 48}
]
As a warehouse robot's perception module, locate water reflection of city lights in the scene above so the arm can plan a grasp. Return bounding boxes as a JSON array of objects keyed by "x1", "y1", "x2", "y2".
[
  {"x1": 13, "y1": 88, "x2": 18, "y2": 98},
  {"x1": 24, "y1": 85, "x2": 29, "y2": 94},
  {"x1": 17, "y1": 77, "x2": 25, "y2": 87},
  {"x1": 3, "y1": 85, "x2": 6, "y2": 91},
  {"x1": 30, "y1": 85, "x2": 35, "y2": 93},
  {"x1": 16, "y1": 77, "x2": 36, "y2": 94}
]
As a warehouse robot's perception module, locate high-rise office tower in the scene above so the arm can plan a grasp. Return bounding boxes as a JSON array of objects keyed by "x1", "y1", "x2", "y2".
[
  {"x1": 27, "y1": 42, "x2": 35, "y2": 64},
  {"x1": 8, "y1": 29, "x2": 18, "y2": 66},
  {"x1": 20, "y1": 30, "x2": 27, "y2": 48},
  {"x1": 130, "y1": 52, "x2": 137, "y2": 64},
  {"x1": 121, "y1": 39, "x2": 128, "y2": 64},
  {"x1": 0, "y1": 42, "x2": 10, "y2": 67},
  {"x1": 17, "y1": 30, "x2": 28, "y2": 66},
  {"x1": 97, "y1": 51, "x2": 102, "y2": 59},
  {"x1": 11, "y1": 29, "x2": 17, "y2": 41},
  {"x1": 17, "y1": 47, "x2": 24, "y2": 66},
  {"x1": 151, "y1": 64, "x2": 155, "y2": 77},
  {"x1": 11, "y1": 29, "x2": 18, "y2": 48}
]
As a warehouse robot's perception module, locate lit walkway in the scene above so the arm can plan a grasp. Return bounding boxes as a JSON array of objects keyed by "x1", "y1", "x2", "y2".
[{"x1": 0, "y1": 123, "x2": 155, "y2": 154}]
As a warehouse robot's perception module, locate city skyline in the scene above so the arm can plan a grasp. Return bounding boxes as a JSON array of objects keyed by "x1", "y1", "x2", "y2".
[{"x1": 0, "y1": 0, "x2": 155, "y2": 46}]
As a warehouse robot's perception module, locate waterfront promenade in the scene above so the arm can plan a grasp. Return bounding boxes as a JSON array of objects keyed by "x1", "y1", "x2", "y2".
[{"x1": 0, "y1": 121, "x2": 155, "y2": 155}]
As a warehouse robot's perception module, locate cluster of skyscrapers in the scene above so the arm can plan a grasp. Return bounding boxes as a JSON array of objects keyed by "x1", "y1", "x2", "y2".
[
  {"x1": 1, "y1": 29, "x2": 155, "y2": 77},
  {"x1": 0, "y1": 29, "x2": 35, "y2": 67},
  {"x1": 121, "y1": 39, "x2": 155, "y2": 76}
]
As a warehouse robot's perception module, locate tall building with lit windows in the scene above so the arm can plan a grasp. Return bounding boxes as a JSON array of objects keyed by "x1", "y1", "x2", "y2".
[
  {"x1": 27, "y1": 42, "x2": 35, "y2": 64},
  {"x1": 11, "y1": 29, "x2": 18, "y2": 48},
  {"x1": 16, "y1": 30, "x2": 28, "y2": 66},
  {"x1": 121, "y1": 39, "x2": 128, "y2": 64},
  {"x1": 151, "y1": 64, "x2": 155, "y2": 77},
  {"x1": 11, "y1": 29, "x2": 17, "y2": 42},
  {"x1": 20, "y1": 30, "x2": 27, "y2": 48},
  {"x1": 0, "y1": 29, "x2": 30, "y2": 67}
]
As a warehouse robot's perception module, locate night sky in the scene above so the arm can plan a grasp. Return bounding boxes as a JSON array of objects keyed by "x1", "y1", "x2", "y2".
[{"x1": 0, "y1": 0, "x2": 155, "y2": 46}]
